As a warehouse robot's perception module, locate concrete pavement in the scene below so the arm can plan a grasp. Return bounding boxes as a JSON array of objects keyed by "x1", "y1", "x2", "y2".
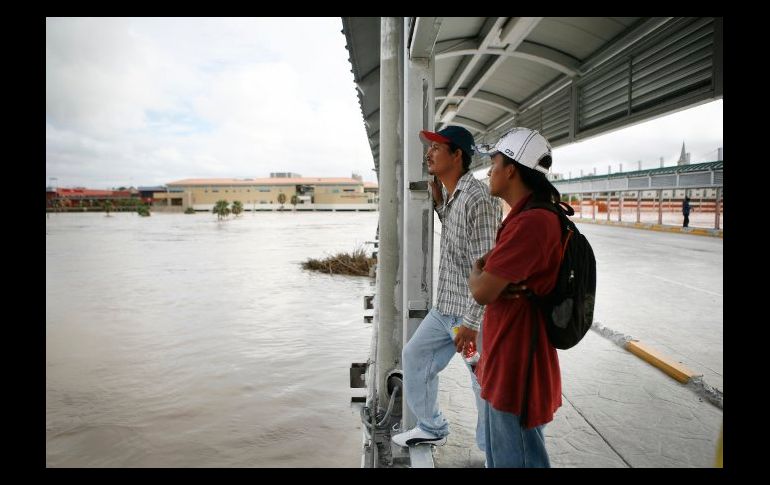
[{"x1": 427, "y1": 221, "x2": 723, "y2": 468}]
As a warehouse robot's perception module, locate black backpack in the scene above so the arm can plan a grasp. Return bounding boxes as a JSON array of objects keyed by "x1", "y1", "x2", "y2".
[
  {"x1": 524, "y1": 200, "x2": 596, "y2": 350},
  {"x1": 516, "y1": 200, "x2": 596, "y2": 428}
]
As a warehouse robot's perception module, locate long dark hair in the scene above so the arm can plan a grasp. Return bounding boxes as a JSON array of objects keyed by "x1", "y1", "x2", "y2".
[{"x1": 501, "y1": 153, "x2": 560, "y2": 204}]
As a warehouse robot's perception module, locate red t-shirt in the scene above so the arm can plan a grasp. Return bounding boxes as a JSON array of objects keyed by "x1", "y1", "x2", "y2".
[{"x1": 477, "y1": 194, "x2": 563, "y2": 427}]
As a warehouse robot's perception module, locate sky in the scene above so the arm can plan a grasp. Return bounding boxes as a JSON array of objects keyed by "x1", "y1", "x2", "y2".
[
  {"x1": 46, "y1": 18, "x2": 723, "y2": 190},
  {"x1": 46, "y1": 17, "x2": 374, "y2": 189},
  {"x1": 550, "y1": 99, "x2": 722, "y2": 178}
]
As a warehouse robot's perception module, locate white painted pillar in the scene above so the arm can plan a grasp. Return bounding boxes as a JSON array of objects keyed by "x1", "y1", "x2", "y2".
[
  {"x1": 401, "y1": 17, "x2": 437, "y2": 431},
  {"x1": 657, "y1": 190, "x2": 663, "y2": 225},
  {"x1": 715, "y1": 187, "x2": 722, "y2": 230},
  {"x1": 636, "y1": 191, "x2": 641, "y2": 223},
  {"x1": 375, "y1": 17, "x2": 405, "y2": 411}
]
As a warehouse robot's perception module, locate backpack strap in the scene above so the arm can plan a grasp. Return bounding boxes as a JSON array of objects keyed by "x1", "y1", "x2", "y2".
[
  {"x1": 523, "y1": 200, "x2": 574, "y2": 234},
  {"x1": 517, "y1": 199, "x2": 574, "y2": 428},
  {"x1": 519, "y1": 295, "x2": 539, "y2": 428},
  {"x1": 524, "y1": 200, "x2": 577, "y2": 255},
  {"x1": 524, "y1": 200, "x2": 575, "y2": 216}
]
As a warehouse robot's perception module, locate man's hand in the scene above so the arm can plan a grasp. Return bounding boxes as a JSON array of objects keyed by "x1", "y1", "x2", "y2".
[
  {"x1": 454, "y1": 325, "x2": 479, "y2": 355},
  {"x1": 428, "y1": 176, "x2": 443, "y2": 207},
  {"x1": 474, "y1": 249, "x2": 494, "y2": 272}
]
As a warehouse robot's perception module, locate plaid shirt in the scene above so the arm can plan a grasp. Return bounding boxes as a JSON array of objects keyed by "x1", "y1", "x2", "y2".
[{"x1": 434, "y1": 171, "x2": 500, "y2": 331}]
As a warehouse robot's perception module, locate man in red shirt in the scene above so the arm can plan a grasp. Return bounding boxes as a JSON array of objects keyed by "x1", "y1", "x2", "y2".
[{"x1": 469, "y1": 128, "x2": 563, "y2": 467}]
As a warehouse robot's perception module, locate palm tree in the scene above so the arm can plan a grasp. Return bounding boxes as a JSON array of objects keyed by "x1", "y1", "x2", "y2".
[
  {"x1": 103, "y1": 200, "x2": 114, "y2": 216},
  {"x1": 290, "y1": 194, "x2": 299, "y2": 211},
  {"x1": 231, "y1": 200, "x2": 243, "y2": 217},
  {"x1": 212, "y1": 199, "x2": 231, "y2": 220},
  {"x1": 277, "y1": 192, "x2": 286, "y2": 210}
]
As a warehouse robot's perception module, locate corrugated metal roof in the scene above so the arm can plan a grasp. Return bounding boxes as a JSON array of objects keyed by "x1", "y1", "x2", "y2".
[
  {"x1": 553, "y1": 160, "x2": 722, "y2": 184},
  {"x1": 342, "y1": 17, "x2": 722, "y2": 175}
]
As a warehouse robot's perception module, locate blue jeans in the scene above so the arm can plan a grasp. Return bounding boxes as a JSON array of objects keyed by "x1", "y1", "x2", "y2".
[
  {"x1": 402, "y1": 308, "x2": 485, "y2": 451},
  {"x1": 483, "y1": 400, "x2": 550, "y2": 467}
]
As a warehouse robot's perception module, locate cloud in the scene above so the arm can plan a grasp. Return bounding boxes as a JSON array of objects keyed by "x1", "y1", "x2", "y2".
[
  {"x1": 46, "y1": 18, "x2": 173, "y2": 135},
  {"x1": 46, "y1": 17, "x2": 721, "y2": 189},
  {"x1": 46, "y1": 17, "x2": 374, "y2": 189},
  {"x1": 552, "y1": 99, "x2": 723, "y2": 176}
]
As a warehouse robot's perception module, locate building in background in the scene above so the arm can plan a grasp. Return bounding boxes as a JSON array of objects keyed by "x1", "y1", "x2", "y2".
[
  {"x1": 46, "y1": 187, "x2": 140, "y2": 211},
  {"x1": 166, "y1": 173, "x2": 378, "y2": 212},
  {"x1": 677, "y1": 142, "x2": 691, "y2": 165},
  {"x1": 138, "y1": 186, "x2": 185, "y2": 210},
  {"x1": 363, "y1": 182, "x2": 379, "y2": 204}
]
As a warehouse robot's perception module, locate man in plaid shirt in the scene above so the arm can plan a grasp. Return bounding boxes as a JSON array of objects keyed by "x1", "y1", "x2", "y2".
[{"x1": 392, "y1": 126, "x2": 500, "y2": 450}]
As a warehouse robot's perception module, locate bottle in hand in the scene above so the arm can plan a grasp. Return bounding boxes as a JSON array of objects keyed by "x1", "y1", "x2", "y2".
[{"x1": 453, "y1": 326, "x2": 480, "y2": 370}]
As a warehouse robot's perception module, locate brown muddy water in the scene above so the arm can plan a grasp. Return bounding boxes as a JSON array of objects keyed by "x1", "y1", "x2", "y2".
[{"x1": 46, "y1": 211, "x2": 377, "y2": 467}]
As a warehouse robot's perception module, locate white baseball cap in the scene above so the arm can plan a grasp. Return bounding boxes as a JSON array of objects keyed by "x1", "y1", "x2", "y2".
[{"x1": 476, "y1": 127, "x2": 552, "y2": 174}]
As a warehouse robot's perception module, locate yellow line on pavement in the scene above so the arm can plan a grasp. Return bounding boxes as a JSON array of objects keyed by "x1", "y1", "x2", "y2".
[{"x1": 573, "y1": 218, "x2": 723, "y2": 238}]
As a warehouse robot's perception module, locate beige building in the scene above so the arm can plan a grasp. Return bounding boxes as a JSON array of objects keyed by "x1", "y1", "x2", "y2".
[
  {"x1": 166, "y1": 175, "x2": 378, "y2": 211},
  {"x1": 363, "y1": 181, "x2": 379, "y2": 204}
]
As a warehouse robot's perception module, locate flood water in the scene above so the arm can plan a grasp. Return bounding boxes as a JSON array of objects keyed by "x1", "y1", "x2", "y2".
[{"x1": 46, "y1": 211, "x2": 377, "y2": 467}]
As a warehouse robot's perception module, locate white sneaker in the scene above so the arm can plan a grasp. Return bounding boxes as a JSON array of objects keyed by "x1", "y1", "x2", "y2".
[{"x1": 391, "y1": 426, "x2": 447, "y2": 447}]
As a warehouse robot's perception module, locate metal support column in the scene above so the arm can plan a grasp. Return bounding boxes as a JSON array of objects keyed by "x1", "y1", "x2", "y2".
[
  {"x1": 578, "y1": 193, "x2": 582, "y2": 218},
  {"x1": 657, "y1": 190, "x2": 663, "y2": 225},
  {"x1": 375, "y1": 16, "x2": 404, "y2": 416},
  {"x1": 402, "y1": 16, "x2": 438, "y2": 433},
  {"x1": 636, "y1": 191, "x2": 641, "y2": 223}
]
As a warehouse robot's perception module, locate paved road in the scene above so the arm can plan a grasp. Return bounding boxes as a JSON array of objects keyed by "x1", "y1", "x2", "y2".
[{"x1": 429, "y1": 222, "x2": 723, "y2": 468}]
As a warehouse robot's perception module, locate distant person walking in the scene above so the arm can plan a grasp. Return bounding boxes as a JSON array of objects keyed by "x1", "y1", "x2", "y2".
[
  {"x1": 682, "y1": 195, "x2": 691, "y2": 227},
  {"x1": 391, "y1": 125, "x2": 499, "y2": 451}
]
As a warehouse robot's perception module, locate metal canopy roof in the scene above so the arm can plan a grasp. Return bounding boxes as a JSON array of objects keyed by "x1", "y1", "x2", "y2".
[
  {"x1": 553, "y1": 160, "x2": 723, "y2": 193},
  {"x1": 342, "y1": 17, "x2": 722, "y2": 176}
]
